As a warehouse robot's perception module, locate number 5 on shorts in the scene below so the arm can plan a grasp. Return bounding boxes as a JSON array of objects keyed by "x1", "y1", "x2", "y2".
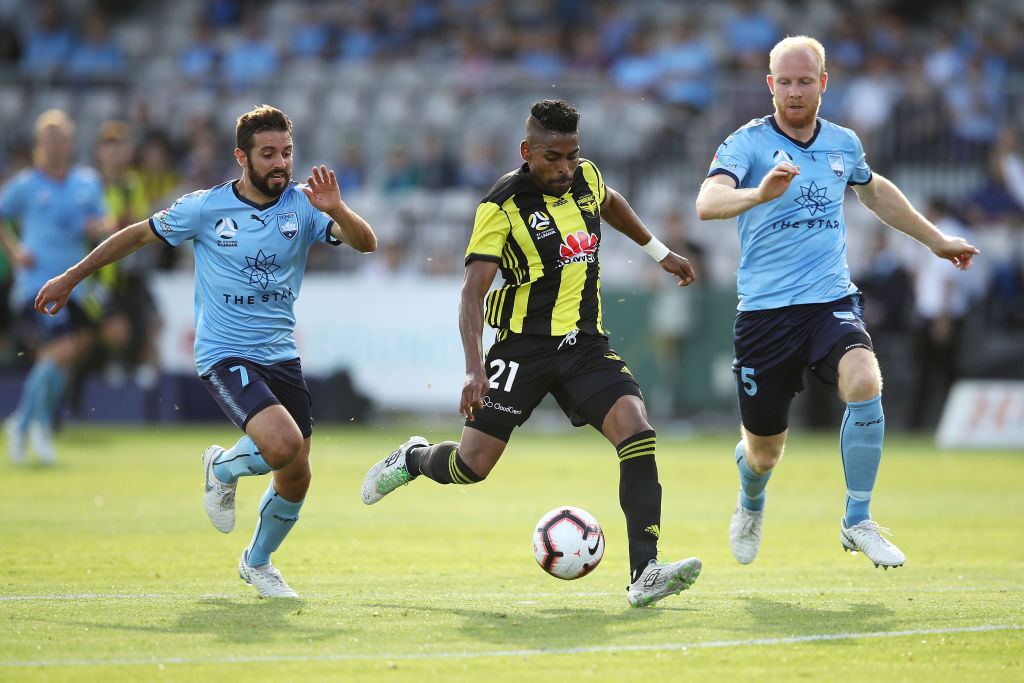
[{"x1": 740, "y1": 366, "x2": 757, "y2": 396}]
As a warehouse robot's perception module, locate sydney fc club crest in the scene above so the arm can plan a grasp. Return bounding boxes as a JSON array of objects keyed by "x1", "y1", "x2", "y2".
[
  {"x1": 827, "y1": 152, "x2": 845, "y2": 179},
  {"x1": 277, "y1": 212, "x2": 298, "y2": 240}
]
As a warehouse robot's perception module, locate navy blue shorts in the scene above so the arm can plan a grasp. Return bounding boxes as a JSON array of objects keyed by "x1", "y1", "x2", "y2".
[
  {"x1": 17, "y1": 299, "x2": 92, "y2": 345},
  {"x1": 732, "y1": 295, "x2": 872, "y2": 436},
  {"x1": 200, "y1": 357, "x2": 313, "y2": 438},
  {"x1": 467, "y1": 331, "x2": 643, "y2": 442}
]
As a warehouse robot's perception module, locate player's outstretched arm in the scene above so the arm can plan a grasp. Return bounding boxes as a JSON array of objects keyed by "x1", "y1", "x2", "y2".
[
  {"x1": 303, "y1": 165, "x2": 377, "y2": 253},
  {"x1": 601, "y1": 187, "x2": 695, "y2": 286},
  {"x1": 695, "y1": 162, "x2": 801, "y2": 220},
  {"x1": 459, "y1": 260, "x2": 498, "y2": 420},
  {"x1": 853, "y1": 174, "x2": 980, "y2": 270},
  {"x1": 35, "y1": 220, "x2": 159, "y2": 315}
]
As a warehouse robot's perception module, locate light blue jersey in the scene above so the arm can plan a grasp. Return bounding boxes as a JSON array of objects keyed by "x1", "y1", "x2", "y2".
[
  {"x1": 707, "y1": 115, "x2": 873, "y2": 311},
  {"x1": 149, "y1": 181, "x2": 336, "y2": 374},
  {"x1": 0, "y1": 167, "x2": 106, "y2": 305}
]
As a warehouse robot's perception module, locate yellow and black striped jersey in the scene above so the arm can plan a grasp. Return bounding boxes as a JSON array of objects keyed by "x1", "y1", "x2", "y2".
[{"x1": 465, "y1": 159, "x2": 607, "y2": 337}]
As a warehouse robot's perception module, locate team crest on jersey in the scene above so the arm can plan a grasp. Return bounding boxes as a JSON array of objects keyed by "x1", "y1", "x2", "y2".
[
  {"x1": 773, "y1": 150, "x2": 793, "y2": 164},
  {"x1": 827, "y1": 153, "x2": 845, "y2": 179},
  {"x1": 558, "y1": 230, "x2": 598, "y2": 267},
  {"x1": 277, "y1": 212, "x2": 298, "y2": 240},
  {"x1": 574, "y1": 192, "x2": 598, "y2": 216}
]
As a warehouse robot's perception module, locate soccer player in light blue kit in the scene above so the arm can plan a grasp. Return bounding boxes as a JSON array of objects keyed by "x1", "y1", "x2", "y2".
[
  {"x1": 35, "y1": 105, "x2": 377, "y2": 596},
  {"x1": 696, "y1": 36, "x2": 978, "y2": 568},
  {"x1": 1, "y1": 109, "x2": 110, "y2": 464}
]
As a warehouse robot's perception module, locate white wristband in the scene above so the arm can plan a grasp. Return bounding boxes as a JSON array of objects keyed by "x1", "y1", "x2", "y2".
[{"x1": 641, "y1": 236, "x2": 670, "y2": 262}]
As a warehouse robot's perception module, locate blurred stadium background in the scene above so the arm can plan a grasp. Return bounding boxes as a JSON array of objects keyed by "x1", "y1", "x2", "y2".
[{"x1": 0, "y1": 0, "x2": 1022, "y2": 438}]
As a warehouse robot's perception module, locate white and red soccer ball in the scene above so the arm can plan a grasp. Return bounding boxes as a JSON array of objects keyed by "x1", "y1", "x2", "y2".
[{"x1": 532, "y1": 506, "x2": 605, "y2": 580}]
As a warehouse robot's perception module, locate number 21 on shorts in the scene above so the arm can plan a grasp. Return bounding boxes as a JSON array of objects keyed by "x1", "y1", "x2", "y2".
[{"x1": 488, "y1": 359, "x2": 519, "y2": 392}]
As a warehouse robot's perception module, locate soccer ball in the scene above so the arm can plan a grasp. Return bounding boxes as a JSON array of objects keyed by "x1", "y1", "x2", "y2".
[{"x1": 531, "y1": 506, "x2": 605, "y2": 580}]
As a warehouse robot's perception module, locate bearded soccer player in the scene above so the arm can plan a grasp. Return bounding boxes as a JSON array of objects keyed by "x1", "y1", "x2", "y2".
[
  {"x1": 695, "y1": 36, "x2": 978, "y2": 569},
  {"x1": 35, "y1": 105, "x2": 377, "y2": 596},
  {"x1": 362, "y1": 99, "x2": 703, "y2": 607}
]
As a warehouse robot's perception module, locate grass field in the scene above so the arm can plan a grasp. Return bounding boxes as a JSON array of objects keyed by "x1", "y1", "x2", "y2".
[{"x1": 1, "y1": 421, "x2": 1021, "y2": 681}]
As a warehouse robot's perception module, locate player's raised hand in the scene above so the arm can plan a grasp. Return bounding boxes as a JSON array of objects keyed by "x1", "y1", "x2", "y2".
[
  {"x1": 34, "y1": 273, "x2": 74, "y2": 316},
  {"x1": 660, "y1": 252, "x2": 696, "y2": 287},
  {"x1": 302, "y1": 165, "x2": 342, "y2": 213},
  {"x1": 932, "y1": 235, "x2": 980, "y2": 271},
  {"x1": 757, "y1": 162, "x2": 800, "y2": 203}
]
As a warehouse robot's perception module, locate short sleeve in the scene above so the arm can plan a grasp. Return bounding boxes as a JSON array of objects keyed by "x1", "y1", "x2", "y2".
[
  {"x1": 0, "y1": 175, "x2": 27, "y2": 221},
  {"x1": 149, "y1": 190, "x2": 205, "y2": 247},
  {"x1": 847, "y1": 131, "x2": 872, "y2": 186},
  {"x1": 465, "y1": 201, "x2": 510, "y2": 265},
  {"x1": 296, "y1": 186, "x2": 335, "y2": 246},
  {"x1": 706, "y1": 131, "x2": 752, "y2": 186}
]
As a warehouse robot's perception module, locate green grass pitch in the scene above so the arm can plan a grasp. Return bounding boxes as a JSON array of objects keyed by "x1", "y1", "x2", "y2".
[{"x1": 1, "y1": 421, "x2": 1021, "y2": 681}]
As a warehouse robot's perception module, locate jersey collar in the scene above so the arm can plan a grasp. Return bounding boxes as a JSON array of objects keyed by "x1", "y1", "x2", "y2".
[
  {"x1": 767, "y1": 115, "x2": 822, "y2": 149},
  {"x1": 232, "y1": 179, "x2": 283, "y2": 211}
]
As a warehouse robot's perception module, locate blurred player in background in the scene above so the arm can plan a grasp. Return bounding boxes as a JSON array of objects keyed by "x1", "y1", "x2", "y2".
[
  {"x1": 696, "y1": 36, "x2": 979, "y2": 569},
  {"x1": 0, "y1": 109, "x2": 110, "y2": 464},
  {"x1": 35, "y1": 105, "x2": 377, "y2": 596},
  {"x1": 362, "y1": 99, "x2": 702, "y2": 608}
]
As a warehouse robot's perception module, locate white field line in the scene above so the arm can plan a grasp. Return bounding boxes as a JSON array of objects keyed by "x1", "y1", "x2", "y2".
[
  {"x1": 0, "y1": 624, "x2": 1020, "y2": 668},
  {"x1": 2, "y1": 584, "x2": 1022, "y2": 601}
]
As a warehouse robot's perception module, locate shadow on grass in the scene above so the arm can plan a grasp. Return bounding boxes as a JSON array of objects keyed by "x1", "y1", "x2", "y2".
[
  {"x1": 371, "y1": 598, "x2": 699, "y2": 648},
  {"x1": 69, "y1": 596, "x2": 346, "y2": 644},
  {"x1": 732, "y1": 593, "x2": 898, "y2": 636}
]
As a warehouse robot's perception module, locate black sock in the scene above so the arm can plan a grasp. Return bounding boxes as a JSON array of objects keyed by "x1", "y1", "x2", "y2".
[
  {"x1": 412, "y1": 441, "x2": 483, "y2": 485},
  {"x1": 617, "y1": 430, "x2": 661, "y2": 582}
]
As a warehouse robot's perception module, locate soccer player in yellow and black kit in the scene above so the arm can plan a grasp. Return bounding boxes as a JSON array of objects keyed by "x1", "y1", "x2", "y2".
[{"x1": 362, "y1": 100, "x2": 703, "y2": 607}]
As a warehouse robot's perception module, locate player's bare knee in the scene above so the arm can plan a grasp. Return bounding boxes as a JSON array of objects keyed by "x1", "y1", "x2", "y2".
[
  {"x1": 840, "y1": 368, "x2": 881, "y2": 403},
  {"x1": 257, "y1": 430, "x2": 304, "y2": 469},
  {"x1": 746, "y1": 444, "x2": 783, "y2": 473}
]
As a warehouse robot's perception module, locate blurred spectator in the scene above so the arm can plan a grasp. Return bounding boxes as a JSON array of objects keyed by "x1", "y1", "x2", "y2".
[
  {"x1": 178, "y1": 19, "x2": 219, "y2": 88},
  {"x1": 943, "y1": 55, "x2": 1005, "y2": 162},
  {"x1": 90, "y1": 120, "x2": 161, "y2": 390},
  {"x1": 839, "y1": 53, "x2": 898, "y2": 163},
  {"x1": 721, "y1": 0, "x2": 780, "y2": 70},
  {"x1": 656, "y1": 21, "x2": 715, "y2": 113},
  {"x1": 907, "y1": 199, "x2": 974, "y2": 429},
  {"x1": 856, "y1": 229, "x2": 912, "y2": 332},
  {"x1": 66, "y1": 13, "x2": 125, "y2": 86},
  {"x1": 221, "y1": 13, "x2": 280, "y2": 91},
  {"x1": 382, "y1": 142, "x2": 419, "y2": 194},
  {"x1": 609, "y1": 28, "x2": 660, "y2": 96},
  {"x1": 885, "y1": 55, "x2": 950, "y2": 165},
  {"x1": 459, "y1": 138, "x2": 503, "y2": 192},
  {"x1": 333, "y1": 137, "x2": 367, "y2": 194},
  {"x1": 288, "y1": 4, "x2": 334, "y2": 61},
  {"x1": 19, "y1": 2, "x2": 74, "y2": 80},
  {"x1": 415, "y1": 132, "x2": 459, "y2": 190}
]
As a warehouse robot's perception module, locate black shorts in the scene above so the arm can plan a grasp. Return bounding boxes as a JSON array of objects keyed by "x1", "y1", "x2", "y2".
[
  {"x1": 200, "y1": 357, "x2": 313, "y2": 438},
  {"x1": 466, "y1": 331, "x2": 643, "y2": 442},
  {"x1": 732, "y1": 295, "x2": 873, "y2": 436}
]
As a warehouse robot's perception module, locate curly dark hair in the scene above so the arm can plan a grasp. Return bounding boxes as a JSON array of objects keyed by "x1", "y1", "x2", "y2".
[
  {"x1": 235, "y1": 104, "x2": 292, "y2": 154},
  {"x1": 529, "y1": 99, "x2": 580, "y2": 134}
]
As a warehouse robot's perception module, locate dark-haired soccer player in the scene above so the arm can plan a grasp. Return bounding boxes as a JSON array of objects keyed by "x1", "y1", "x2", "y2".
[
  {"x1": 362, "y1": 99, "x2": 702, "y2": 607},
  {"x1": 35, "y1": 105, "x2": 377, "y2": 597},
  {"x1": 695, "y1": 36, "x2": 978, "y2": 569}
]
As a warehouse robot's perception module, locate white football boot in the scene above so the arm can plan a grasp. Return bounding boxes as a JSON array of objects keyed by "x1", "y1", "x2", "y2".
[
  {"x1": 28, "y1": 422, "x2": 56, "y2": 465},
  {"x1": 202, "y1": 445, "x2": 236, "y2": 533},
  {"x1": 729, "y1": 492, "x2": 765, "y2": 564},
  {"x1": 627, "y1": 557, "x2": 702, "y2": 607},
  {"x1": 239, "y1": 550, "x2": 298, "y2": 598},
  {"x1": 361, "y1": 435, "x2": 428, "y2": 504},
  {"x1": 840, "y1": 518, "x2": 906, "y2": 569},
  {"x1": 5, "y1": 417, "x2": 26, "y2": 463}
]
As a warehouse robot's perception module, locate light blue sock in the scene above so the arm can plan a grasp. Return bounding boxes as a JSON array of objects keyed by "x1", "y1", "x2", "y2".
[
  {"x1": 13, "y1": 361, "x2": 49, "y2": 431},
  {"x1": 38, "y1": 363, "x2": 68, "y2": 428},
  {"x1": 245, "y1": 483, "x2": 303, "y2": 567},
  {"x1": 841, "y1": 394, "x2": 884, "y2": 526},
  {"x1": 736, "y1": 441, "x2": 771, "y2": 511},
  {"x1": 213, "y1": 435, "x2": 272, "y2": 484}
]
